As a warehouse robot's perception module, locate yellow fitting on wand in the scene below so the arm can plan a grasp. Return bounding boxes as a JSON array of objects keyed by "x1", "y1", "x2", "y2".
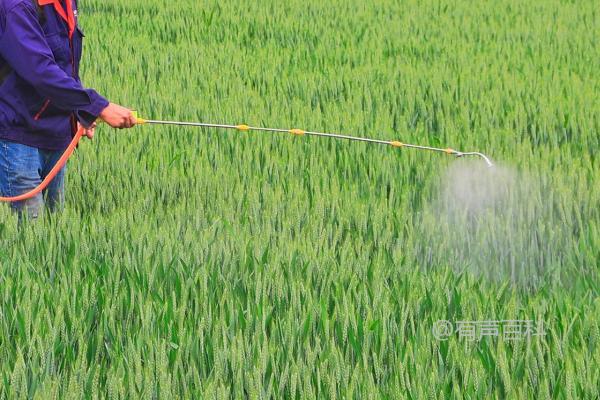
[
  {"x1": 445, "y1": 148, "x2": 455, "y2": 154},
  {"x1": 289, "y1": 129, "x2": 305, "y2": 136},
  {"x1": 390, "y1": 141, "x2": 403, "y2": 148},
  {"x1": 236, "y1": 124, "x2": 250, "y2": 131},
  {"x1": 132, "y1": 111, "x2": 146, "y2": 125}
]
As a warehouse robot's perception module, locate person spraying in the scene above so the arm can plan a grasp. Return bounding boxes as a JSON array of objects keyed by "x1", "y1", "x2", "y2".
[
  {"x1": 0, "y1": 0, "x2": 136, "y2": 220},
  {"x1": 0, "y1": 1, "x2": 494, "y2": 220}
]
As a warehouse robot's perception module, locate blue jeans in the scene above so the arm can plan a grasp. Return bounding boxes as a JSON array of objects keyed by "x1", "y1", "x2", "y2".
[{"x1": 0, "y1": 139, "x2": 66, "y2": 219}]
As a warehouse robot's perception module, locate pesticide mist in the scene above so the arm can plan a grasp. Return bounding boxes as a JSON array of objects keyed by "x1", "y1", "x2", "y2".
[{"x1": 418, "y1": 160, "x2": 571, "y2": 287}]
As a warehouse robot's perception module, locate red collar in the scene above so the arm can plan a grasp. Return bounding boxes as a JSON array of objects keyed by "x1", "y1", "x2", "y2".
[{"x1": 38, "y1": 0, "x2": 76, "y2": 39}]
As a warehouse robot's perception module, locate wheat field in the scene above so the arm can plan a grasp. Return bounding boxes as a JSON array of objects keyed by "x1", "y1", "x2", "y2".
[{"x1": 0, "y1": 0, "x2": 598, "y2": 398}]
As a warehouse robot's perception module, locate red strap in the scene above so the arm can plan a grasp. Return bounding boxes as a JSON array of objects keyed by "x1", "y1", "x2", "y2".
[{"x1": 38, "y1": 0, "x2": 75, "y2": 38}]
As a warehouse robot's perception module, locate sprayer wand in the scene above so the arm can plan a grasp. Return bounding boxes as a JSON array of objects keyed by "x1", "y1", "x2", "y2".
[
  {"x1": 134, "y1": 116, "x2": 494, "y2": 167},
  {"x1": 0, "y1": 115, "x2": 492, "y2": 203}
]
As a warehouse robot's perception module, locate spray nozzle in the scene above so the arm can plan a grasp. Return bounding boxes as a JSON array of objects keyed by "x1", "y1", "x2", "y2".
[{"x1": 454, "y1": 151, "x2": 494, "y2": 167}]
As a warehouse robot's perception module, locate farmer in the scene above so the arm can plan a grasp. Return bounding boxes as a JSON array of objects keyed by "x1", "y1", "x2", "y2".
[{"x1": 0, "y1": 0, "x2": 136, "y2": 219}]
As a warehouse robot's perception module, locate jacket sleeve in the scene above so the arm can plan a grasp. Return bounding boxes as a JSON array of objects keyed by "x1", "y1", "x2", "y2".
[{"x1": 0, "y1": 3, "x2": 109, "y2": 127}]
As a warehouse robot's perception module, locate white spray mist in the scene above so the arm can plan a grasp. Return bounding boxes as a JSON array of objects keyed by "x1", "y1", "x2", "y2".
[{"x1": 419, "y1": 159, "x2": 567, "y2": 287}]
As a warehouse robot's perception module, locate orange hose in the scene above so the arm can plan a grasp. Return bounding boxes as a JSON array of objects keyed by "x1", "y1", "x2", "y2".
[{"x1": 0, "y1": 127, "x2": 84, "y2": 203}]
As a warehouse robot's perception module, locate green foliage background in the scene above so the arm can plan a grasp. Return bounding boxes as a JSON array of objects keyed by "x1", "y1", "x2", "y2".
[{"x1": 0, "y1": 0, "x2": 598, "y2": 398}]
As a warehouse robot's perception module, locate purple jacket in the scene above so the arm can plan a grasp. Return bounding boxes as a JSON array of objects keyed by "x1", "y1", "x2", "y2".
[{"x1": 0, "y1": 0, "x2": 108, "y2": 151}]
